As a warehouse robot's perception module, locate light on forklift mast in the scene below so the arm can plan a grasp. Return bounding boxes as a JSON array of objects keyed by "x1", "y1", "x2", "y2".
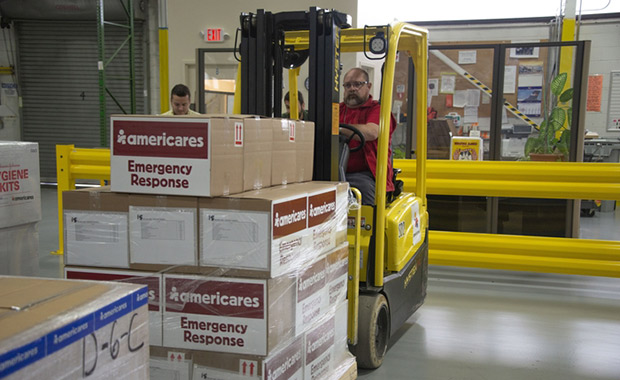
[{"x1": 369, "y1": 32, "x2": 386, "y2": 54}]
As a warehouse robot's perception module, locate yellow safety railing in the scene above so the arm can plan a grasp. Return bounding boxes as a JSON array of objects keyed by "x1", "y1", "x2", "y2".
[
  {"x1": 396, "y1": 159, "x2": 620, "y2": 200},
  {"x1": 54, "y1": 145, "x2": 111, "y2": 255},
  {"x1": 54, "y1": 145, "x2": 620, "y2": 277},
  {"x1": 430, "y1": 231, "x2": 620, "y2": 278}
]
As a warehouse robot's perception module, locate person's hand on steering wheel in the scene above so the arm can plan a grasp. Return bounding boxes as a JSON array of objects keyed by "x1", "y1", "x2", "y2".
[{"x1": 339, "y1": 123, "x2": 365, "y2": 152}]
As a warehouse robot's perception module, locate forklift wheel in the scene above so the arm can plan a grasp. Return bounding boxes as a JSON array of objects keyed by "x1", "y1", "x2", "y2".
[{"x1": 354, "y1": 293, "x2": 390, "y2": 369}]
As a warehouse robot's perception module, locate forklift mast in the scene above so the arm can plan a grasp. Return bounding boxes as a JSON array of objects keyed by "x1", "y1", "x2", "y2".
[{"x1": 239, "y1": 8, "x2": 350, "y2": 182}]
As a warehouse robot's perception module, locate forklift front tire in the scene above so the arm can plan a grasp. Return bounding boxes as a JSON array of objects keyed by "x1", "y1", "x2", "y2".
[{"x1": 353, "y1": 293, "x2": 390, "y2": 369}]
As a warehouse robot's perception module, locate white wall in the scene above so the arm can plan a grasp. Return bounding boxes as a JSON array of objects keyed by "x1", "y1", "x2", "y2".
[
  {"x1": 165, "y1": 0, "x2": 358, "y2": 112},
  {"x1": 579, "y1": 18, "x2": 620, "y2": 137}
]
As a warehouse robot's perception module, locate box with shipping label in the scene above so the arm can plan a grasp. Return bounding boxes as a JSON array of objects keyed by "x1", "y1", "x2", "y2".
[
  {"x1": 110, "y1": 115, "x2": 243, "y2": 197},
  {"x1": 0, "y1": 222, "x2": 39, "y2": 276},
  {"x1": 199, "y1": 182, "x2": 344, "y2": 277},
  {"x1": 272, "y1": 119, "x2": 297, "y2": 186},
  {"x1": 64, "y1": 267, "x2": 163, "y2": 346},
  {"x1": 0, "y1": 141, "x2": 41, "y2": 229},
  {"x1": 0, "y1": 276, "x2": 149, "y2": 380},
  {"x1": 295, "y1": 243, "x2": 348, "y2": 335},
  {"x1": 162, "y1": 273, "x2": 295, "y2": 356},
  {"x1": 63, "y1": 186, "x2": 130, "y2": 268},
  {"x1": 294, "y1": 120, "x2": 315, "y2": 183},
  {"x1": 128, "y1": 194, "x2": 198, "y2": 266},
  {"x1": 243, "y1": 116, "x2": 273, "y2": 191},
  {"x1": 149, "y1": 296, "x2": 348, "y2": 380},
  {"x1": 150, "y1": 335, "x2": 304, "y2": 380}
]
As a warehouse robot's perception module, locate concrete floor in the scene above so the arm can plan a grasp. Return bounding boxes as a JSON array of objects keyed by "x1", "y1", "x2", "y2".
[{"x1": 34, "y1": 187, "x2": 620, "y2": 379}]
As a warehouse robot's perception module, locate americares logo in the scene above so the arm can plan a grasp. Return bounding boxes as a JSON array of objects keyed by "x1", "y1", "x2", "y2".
[{"x1": 116, "y1": 129, "x2": 205, "y2": 148}]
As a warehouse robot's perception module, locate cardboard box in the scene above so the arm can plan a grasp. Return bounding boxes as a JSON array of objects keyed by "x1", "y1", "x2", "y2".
[
  {"x1": 63, "y1": 187, "x2": 130, "y2": 268},
  {"x1": 295, "y1": 243, "x2": 348, "y2": 335},
  {"x1": 243, "y1": 116, "x2": 273, "y2": 191},
  {"x1": 199, "y1": 182, "x2": 344, "y2": 277},
  {"x1": 162, "y1": 273, "x2": 295, "y2": 356},
  {"x1": 0, "y1": 276, "x2": 149, "y2": 379},
  {"x1": 128, "y1": 194, "x2": 198, "y2": 266},
  {"x1": 304, "y1": 300, "x2": 349, "y2": 380},
  {"x1": 329, "y1": 353, "x2": 357, "y2": 380},
  {"x1": 64, "y1": 267, "x2": 163, "y2": 346},
  {"x1": 294, "y1": 120, "x2": 315, "y2": 183},
  {"x1": 0, "y1": 222, "x2": 39, "y2": 276},
  {"x1": 110, "y1": 115, "x2": 243, "y2": 197},
  {"x1": 0, "y1": 141, "x2": 41, "y2": 229},
  {"x1": 272, "y1": 119, "x2": 297, "y2": 186},
  {"x1": 150, "y1": 301, "x2": 349, "y2": 380}
]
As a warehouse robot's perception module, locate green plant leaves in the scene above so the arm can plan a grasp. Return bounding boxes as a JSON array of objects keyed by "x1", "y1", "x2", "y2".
[
  {"x1": 559, "y1": 88, "x2": 573, "y2": 102},
  {"x1": 549, "y1": 107, "x2": 566, "y2": 131},
  {"x1": 551, "y1": 72, "x2": 568, "y2": 96}
]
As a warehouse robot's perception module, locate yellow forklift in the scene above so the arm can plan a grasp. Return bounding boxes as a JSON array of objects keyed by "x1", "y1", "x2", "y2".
[{"x1": 236, "y1": 8, "x2": 429, "y2": 369}]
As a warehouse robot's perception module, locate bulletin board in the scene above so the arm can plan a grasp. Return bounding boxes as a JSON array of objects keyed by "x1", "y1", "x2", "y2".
[{"x1": 427, "y1": 41, "x2": 549, "y2": 122}]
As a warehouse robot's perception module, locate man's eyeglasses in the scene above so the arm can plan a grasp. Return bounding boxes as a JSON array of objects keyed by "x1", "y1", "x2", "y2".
[{"x1": 343, "y1": 81, "x2": 368, "y2": 90}]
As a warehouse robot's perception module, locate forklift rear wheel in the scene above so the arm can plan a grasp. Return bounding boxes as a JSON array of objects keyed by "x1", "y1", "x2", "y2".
[{"x1": 354, "y1": 293, "x2": 390, "y2": 369}]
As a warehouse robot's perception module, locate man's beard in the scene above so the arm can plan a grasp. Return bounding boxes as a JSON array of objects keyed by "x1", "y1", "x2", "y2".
[{"x1": 345, "y1": 93, "x2": 365, "y2": 107}]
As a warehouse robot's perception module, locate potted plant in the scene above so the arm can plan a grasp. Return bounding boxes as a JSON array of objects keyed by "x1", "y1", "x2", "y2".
[{"x1": 524, "y1": 72, "x2": 573, "y2": 161}]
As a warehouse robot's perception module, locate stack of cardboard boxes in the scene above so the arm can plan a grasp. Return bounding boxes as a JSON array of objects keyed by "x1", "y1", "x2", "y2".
[
  {"x1": 63, "y1": 115, "x2": 357, "y2": 379},
  {"x1": 0, "y1": 141, "x2": 41, "y2": 276},
  {"x1": 0, "y1": 276, "x2": 150, "y2": 379}
]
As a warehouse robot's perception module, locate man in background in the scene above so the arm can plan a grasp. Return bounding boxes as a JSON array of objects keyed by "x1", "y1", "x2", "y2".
[
  {"x1": 161, "y1": 84, "x2": 201, "y2": 115},
  {"x1": 283, "y1": 90, "x2": 309, "y2": 120}
]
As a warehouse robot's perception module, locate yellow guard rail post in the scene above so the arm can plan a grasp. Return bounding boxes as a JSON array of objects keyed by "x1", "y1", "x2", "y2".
[{"x1": 54, "y1": 145, "x2": 111, "y2": 255}]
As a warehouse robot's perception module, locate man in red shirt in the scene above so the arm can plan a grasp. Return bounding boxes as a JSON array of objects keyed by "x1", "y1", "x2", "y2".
[{"x1": 339, "y1": 68, "x2": 396, "y2": 205}]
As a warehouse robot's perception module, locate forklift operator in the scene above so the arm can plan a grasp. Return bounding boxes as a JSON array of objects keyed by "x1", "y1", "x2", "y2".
[{"x1": 339, "y1": 68, "x2": 397, "y2": 205}]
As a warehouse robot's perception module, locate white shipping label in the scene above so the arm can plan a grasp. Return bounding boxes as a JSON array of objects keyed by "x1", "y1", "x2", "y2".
[
  {"x1": 411, "y1": 201, "x2": 421, "y2": 246},
  {"x1": 150, "y1": 357, "x2": 191, "y2": 380},
  {"x1": 64, "y1": 211, "x2": 129, "y2": 268},
  {"x1": 200, "y1": 209, "x2": 269, "y2": 270},
  {"x1": 163, "y1": 275, "x2": 268, "y2": 355},
  {"x1": 129, "y1": 207, "x2": 196, "y2": 265}
]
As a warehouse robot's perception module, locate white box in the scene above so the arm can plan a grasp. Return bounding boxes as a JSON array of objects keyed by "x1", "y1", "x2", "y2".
[
  {"x1": 63, "y1": 187, "x2": 130, "y2": 268},
  {"x1": 295, "y1": 243, "x2": 348, "y2": 334},
  {"x1": 304, "y1": 300, "x2": 349, "y2": 380},
  {"x1": 0, "y1": 222, "x2": 39, "y2": 276},
  {"x1": 110, "y1": 115, "x2": 244, "y2": 197},
  {"x1": 0, "y1": 141, "x2": 41, "y2": 229},
  {"x1": 64, "y1": 267, "x2": 163, "y2": 346},
  {"x1": 0, "y1": 276, "x2": 149, "y2": 379},
  {"x1": 199, "y1": 182, "x2": 343, "y2": 277}
]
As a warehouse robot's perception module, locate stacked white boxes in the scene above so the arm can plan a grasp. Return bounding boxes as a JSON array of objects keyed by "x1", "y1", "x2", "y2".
[
  {"x1": 63, "y1": 115, "x2": 356, "y2": 379},
  {"x1": 0, "y1": 141, "x2": 41, "y2": 276},
  {"x1": 0, "y1": 276, "x2": 149, "y2": 379}
]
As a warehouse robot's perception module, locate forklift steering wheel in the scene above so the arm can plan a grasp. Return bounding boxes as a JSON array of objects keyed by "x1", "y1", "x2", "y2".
[{"x1": 340, "y1": 123, "x2": 365, "y2": 152}]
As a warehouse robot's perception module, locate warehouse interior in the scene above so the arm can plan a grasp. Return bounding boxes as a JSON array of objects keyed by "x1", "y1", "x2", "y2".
[{"x1": 1, "y1": 1, "x2": 620, "y2": 379}]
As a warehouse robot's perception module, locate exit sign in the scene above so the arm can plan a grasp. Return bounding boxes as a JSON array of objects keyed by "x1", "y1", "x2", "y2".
[{"x1": 203, "y1": 28, "x2": 224, "y2": 42}]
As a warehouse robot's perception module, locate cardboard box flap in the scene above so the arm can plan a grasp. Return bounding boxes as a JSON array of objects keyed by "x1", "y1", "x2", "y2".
[{"x1": 0, "y1": 277, "x2": 111, "y2": 342}]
